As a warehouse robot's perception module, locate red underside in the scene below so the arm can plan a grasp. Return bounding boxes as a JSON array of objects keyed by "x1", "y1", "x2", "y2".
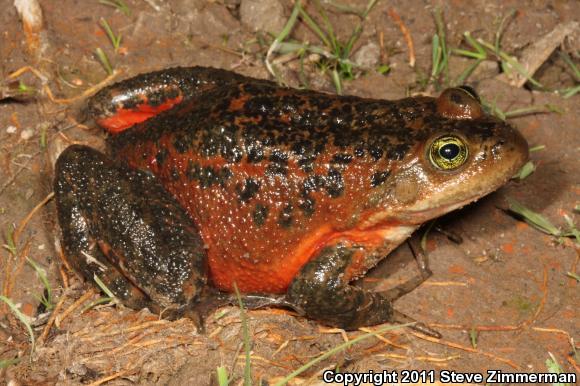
[{"x1": 97, "y1": 96, "x2": 184, "y2": 134}]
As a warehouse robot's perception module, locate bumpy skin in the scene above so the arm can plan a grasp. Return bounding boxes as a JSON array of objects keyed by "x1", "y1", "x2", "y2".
[
  {"x1": 55, "y1": 145, "x2": 207, "y2": 316},
  {"x1": 55, "y1": 67, "x2": 528, "y2": 332}
]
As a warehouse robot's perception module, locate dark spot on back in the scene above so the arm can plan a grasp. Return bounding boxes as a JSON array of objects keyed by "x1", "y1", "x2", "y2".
[
  {"x1": 247, "y1": 143, "x2": 264, "y2": 163},
  {"x1": 325, "y1": 168, "x2": 344, "y2": 198},
  {"x1": 386, "y1": 143, "x2": 409, "y2": 160},
  {"x1": 371, "y1": 171, "x2": 390, "y2": 187},
  {"x1": 186, "y1": 159, "x2": 200, "y2": 181},
  {"x1": 155, "y1": 148, "x2": 169, "y2": 166},
  {"x1": 237, "y1": 178, "x2": 261, "y2": 202},
  {"x1": 302, "y1": 175, "x2": 325, "y2": 195},
  {"x1": 221, "y1": 142, "x2": 243, "y2": 163},
  {"x1": 278, "y1": 203, "x2": 293, "y2": 228},
  {"x1": 298, "y1": 196, "x2": 315, "y2": 217},
  {"x1": 266, "y1": 164, "x2": 287, "y2": 177},
  {"x1": 298, "y1": 158, "x2": 314, "y2": 173},
  {"x1": 219, "y1": 167, "x2": 233, "y2": 186},
  {"x1": 368, "y1": 145, "x2": 384, "y2": 161},
  {"x1": 269, "y1": 149, "x2": 289, "y2": 165},
  {"x1": 291, "y1": 140, "x2": 312, "y2": 156},
  {"x1": 253, "y1": 204, "x2": 269, "y2": 226},
  {"x1": 170, "y1": 167, "x2": 180, "y2": 181},
  {"x1": 173, "y1": 134, "x2": 190, "y2": 154},
  {"x1": 199, "y1": 166, "x2": 218, "y2": 188},
  {"x1": 332, "y1": 153, "x2": 353, "y2": 164}
]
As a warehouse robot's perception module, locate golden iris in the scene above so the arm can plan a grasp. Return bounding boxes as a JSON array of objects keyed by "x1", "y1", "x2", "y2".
[{"x1": 429, "y1": 135, "x2": 468, "y2": 170}]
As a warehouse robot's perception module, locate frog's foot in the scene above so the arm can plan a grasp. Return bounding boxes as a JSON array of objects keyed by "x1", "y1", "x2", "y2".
[
  {"x1": 55, "y1": 145, "x2": 207, "y2": 318},
  {"x1": 87, "y1": 66, "x2": 260, "y2": 134},
  {"x1": 378, "y1": 274, "x2": 441, "y2": 338},
  {"x1": 286, "y1": 244, "x2": 440, "y2": 337}
]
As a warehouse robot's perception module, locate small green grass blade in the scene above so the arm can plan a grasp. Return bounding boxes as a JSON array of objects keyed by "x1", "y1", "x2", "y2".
[
  {"x1": 0, "y1": 296, "x2": 35, "y2": 353},
  {"x1": 545, "y1": 352, "x2": 570, "y2": 386},
  {"x1": 93, "y1": 274, "x2": 116, "y2": 299},
  {"x1": 559, "y1": 51, "x2": 580, "y2": 82},
  {"x1": 0, "y1": 358, "x2": 21, "y2": 369},
  {"x1": 454, "y1": 59, "x2": 483, "y2": 85},
  {"x1": 99, "y1": 18, "x2": 122, "y2": 52},
  {"x1": 331, "y1": 69, "x2": 342, "y2": 94},
  {"x1": 469, "y1": 327, "x2": 478, "y2": 349},
  {"x1": 559, "y1": 84, "x2": 580, "y2": 99},
  {"x1": 503, "y1": 104, "x2": 561, "y2": 119},
  {"x1": 478, "y1": 39, "x2": 544, "y2": 88},
  {"x1": 266, "y1": 2, "x2": 301, "y2": 78},
  {"x1": 342, "y1": 0, "x2": 379, "y2": 59},
  {"x1": 99, "y1": 0, "x2": 130, "y2": 16},
  {"x1": 562, "y1": 215, "x2": 580, "y2": 244},
  {"x1": 3, "y1": 226, "x2": 17, "y2": 256},
  {"x1": 81, "y1": 297, "x2": 114, "y2": 313},
  {"x1": 273, "y1": 323, "x2": 412, "y2": 386},
  {"x1": 507, "y1": 198, "x2": 561, "y2": 236},
  {"x1": 297, "y1": 4, "x2": 331, "y2": 49},
  {"x1": 494, "y1": 10, "x2": 516, "y2": 54},
  {"x1": 95, "y1": 48, "x2": 113, "y2": 75},
  {"x1": 513, "y1": 160, "x2": 535, "y2": 180},
  {"x1": 313, "y1": 0, "x2": 338, "y2": 52},
  {"x1": 431, "y1": 34, "x2": 442, "y2": 78},
  {"x1": 233, "y1": 283, "x2": 252, "y2": 386},
  {"x1": 216, "y1": 366, "x2": 229, "y2": 386},
  {"x1": 430, "y1": 8, "x2": 449, "y2": 85},
  {"x1": 26, "y1": 257, "x2": 53, "y2": 310}
]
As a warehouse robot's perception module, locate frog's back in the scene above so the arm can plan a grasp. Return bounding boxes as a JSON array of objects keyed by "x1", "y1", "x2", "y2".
[{"x1": 108, "y1": 81, "x2": 435, "y2": 293}]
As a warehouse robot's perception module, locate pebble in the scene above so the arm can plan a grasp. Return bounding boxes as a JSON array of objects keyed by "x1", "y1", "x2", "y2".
[
  {"x1": 21, "y1": 128, "x2": 34, "y2": 140},
  {"x1": 240, "y1": 0, "x2": 286, "y2": 34},
  {"x1": 353, "y1": 41, "x2": 381, "y2": 70}
]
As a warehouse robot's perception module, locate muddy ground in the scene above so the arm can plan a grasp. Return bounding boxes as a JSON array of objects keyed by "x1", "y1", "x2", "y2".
[{"x1": 1, "y1": 0, "x2": 579, "y2": 385}]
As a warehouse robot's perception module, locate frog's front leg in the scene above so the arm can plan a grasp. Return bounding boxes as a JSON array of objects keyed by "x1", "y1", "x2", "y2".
[
  {"x1": 55, "y1": 145, "x2": 207, "y2": 318},
  {"x1": 287, "y1": 245, "x2": 440, "y2": 337}
]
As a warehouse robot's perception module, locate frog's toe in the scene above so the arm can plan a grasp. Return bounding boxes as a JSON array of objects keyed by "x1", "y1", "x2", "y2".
[{"x1": 392, "y1": 310, "x2": 441, "y2": 338}]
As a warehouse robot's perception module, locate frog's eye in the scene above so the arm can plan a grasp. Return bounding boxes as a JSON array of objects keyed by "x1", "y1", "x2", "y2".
[{"x1": 429, "y1": 135, "x2": 469, "y2": 170}]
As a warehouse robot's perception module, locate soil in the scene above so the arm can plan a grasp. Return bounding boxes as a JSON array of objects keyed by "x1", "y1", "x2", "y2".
[{"x1": 1, "y1": 0, "x2": 578, "y2": 385}]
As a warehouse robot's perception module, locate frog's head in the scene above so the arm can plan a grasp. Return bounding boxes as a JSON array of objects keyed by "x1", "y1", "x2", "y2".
[{"x1": 377, "y1": 87, "x2": 529, "y2": 225}]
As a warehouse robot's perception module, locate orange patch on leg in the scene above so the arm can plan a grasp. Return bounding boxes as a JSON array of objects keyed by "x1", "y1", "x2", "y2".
[{"x1": 98, "y1": 96, "x2": 183, "y2": 134}]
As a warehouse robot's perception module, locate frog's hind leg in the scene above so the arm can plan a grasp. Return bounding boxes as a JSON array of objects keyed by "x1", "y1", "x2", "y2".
[
  {"x1": 88, "y1": 66, "x2": 261, "y2": 134},
  {"x1": 286, "y1": 244, "x2": 441, "y2": 337},
  {"x1": 54, "y1": 145, "x2": 207, "y2": 319}
]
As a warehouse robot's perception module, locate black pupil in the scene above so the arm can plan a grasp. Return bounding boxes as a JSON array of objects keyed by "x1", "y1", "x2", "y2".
[{"x1": 439, "y1": 143, "x2": 460, "y2": 160}]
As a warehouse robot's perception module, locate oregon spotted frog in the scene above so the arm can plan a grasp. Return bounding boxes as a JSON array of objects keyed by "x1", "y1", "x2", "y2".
[{"x1": 54, "y1": 67, "x2": 528, "y2": 336}]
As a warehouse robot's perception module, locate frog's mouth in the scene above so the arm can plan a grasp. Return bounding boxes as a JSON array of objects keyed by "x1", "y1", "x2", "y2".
[{"x1": 403, "y1": 193, "x2": 488, "y2": 225}]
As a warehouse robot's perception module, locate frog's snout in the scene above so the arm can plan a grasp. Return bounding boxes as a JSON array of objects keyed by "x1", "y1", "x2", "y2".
[
  {"x1": 513, "y1": 127, "x2": 529, "y2": 164},
  {"x1": 499, "y1": 123, "x2": 529, "y2": 175}
]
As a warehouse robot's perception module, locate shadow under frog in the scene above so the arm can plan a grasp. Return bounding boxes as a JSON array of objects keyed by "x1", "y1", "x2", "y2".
[{"x1": 54, "y1": 67, "x2": 528, "y2": 337}]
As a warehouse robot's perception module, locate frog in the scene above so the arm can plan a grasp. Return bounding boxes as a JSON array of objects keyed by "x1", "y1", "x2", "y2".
[{"x1": 54, "y1": 66, "x2": 528, "y2": 337}]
